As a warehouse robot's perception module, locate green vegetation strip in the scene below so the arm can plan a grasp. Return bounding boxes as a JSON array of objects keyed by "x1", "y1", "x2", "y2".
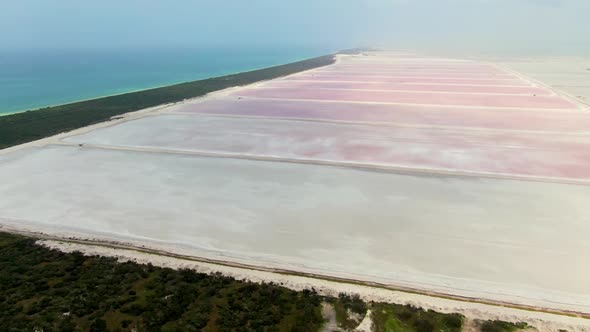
[
  {"x1": 14, "y1": 228, "x2": 587, "y2": 320},
  {"x1": 0, "y1": 232, "x2": 324, "y2": 331},
  {"x1": 0, "y1": 231, "x2": 535, "y2": 331},
  {"x1": 371, "y1": 301, "x2": 463, "y2": 332},
  {"x1": 0, "y1": 49, "x2": 366, "y2": 150}
]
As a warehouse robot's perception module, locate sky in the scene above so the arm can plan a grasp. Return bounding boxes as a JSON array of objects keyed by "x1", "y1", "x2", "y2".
[{"x1": 2, "y1": 0, "x2": 590, "y2": 55}]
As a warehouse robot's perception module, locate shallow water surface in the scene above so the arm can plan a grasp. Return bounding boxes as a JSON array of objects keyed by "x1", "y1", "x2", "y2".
[{"x1": 0, "y1": 46, "x2": 334, "y2": 115}]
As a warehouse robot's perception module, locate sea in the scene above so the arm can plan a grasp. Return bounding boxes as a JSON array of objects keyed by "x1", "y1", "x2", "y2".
[{"x1": 0, "y1": 46, "x2": 337, "y2": 115}]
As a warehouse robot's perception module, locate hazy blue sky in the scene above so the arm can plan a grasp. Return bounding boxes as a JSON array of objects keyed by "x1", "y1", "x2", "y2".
[{"x1": 2, "y1": 0, "x2": 589, "y2": 54}]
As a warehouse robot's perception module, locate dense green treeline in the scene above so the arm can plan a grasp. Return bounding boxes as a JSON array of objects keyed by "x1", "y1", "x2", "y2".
[
  {"x1": 0, "y1": 232, "x2": 324, "y2": 331},
  {"x1": 0, "y1": 49, "x2": 369, "y2": 150}
]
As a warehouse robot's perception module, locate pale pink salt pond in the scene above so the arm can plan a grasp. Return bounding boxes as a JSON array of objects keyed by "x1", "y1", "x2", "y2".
[
  {"x1": 264, "y1": 81, "x2": 551, "y2": 95},
  {"x1": 176, "y1": 98, "x2": 590, "y2": 132},
  {"x1": 233, "y1": 87, "x2": 577, "y2": 109},
  {"x1": 311, "y1": 69, "x2": 516, "y2": 79},
  {"x1": 64, "y1": 115, "x2": 590, "y2": 181},
  {"x1": 284, "y1": 74, "x2": 531, "y2": 86}
]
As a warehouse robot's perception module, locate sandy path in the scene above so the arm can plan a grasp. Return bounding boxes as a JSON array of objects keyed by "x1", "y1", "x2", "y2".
[
  {"x1": 322, "y1": 303, "x2": 339, "y2": 332},
  {"x1": 355, "y1": 310, "x2": 373, "y2": 332}
]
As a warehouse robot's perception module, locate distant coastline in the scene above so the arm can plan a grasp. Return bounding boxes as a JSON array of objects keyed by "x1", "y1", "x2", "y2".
[
  {"x1": 0, "y1": 47, "x2": 341, "y2": 116},
  {"x1": 0, "y1": 48, "x2": 365, "y2": 150}
]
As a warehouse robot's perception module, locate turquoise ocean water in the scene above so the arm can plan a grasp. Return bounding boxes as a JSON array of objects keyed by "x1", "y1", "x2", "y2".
[{"x1": 0, "y1": 46, "x2": 336, "y2": 115}]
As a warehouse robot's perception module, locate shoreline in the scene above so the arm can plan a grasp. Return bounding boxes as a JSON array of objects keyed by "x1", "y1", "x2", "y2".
[
  {"x1": 0, "y1": 69, "x2": 303, "y2": 117},
  {"x1": 0, "y1": 56, "x2": 342, "y2": 157},
  {"x1": 0, "y1": 67, "x2": 296, "y2": 118},
  {"x1": 0, "y1": 48, "x2": 345, "y2": 117},
  {"x1": 0, "y1": 49, "x2": 353, "y2": 149}
]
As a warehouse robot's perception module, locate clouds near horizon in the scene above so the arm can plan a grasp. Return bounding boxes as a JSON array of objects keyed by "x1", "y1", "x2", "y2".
[{"x1": 1, "y1": 0, "x2": 589, "y2": 55}]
